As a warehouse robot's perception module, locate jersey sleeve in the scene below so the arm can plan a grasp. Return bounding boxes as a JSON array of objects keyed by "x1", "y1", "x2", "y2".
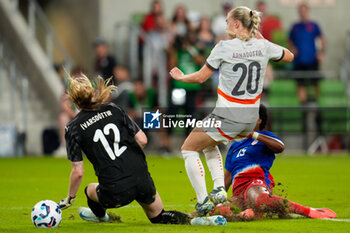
[
  {"x1": 313, "y1": 22, "x2": 322, "y2": 37},
  {"x1": 108, "y1": 103, "x2": 140, "y2": 136},
  {"x1": 265, "y1": 40, "x2": 284, "y2": 62},
  {"x1": 206, "y1": 41, "x2": 224, "y2": 71},
  {"x1": 125, "y1": 114, "x2": 141, "y2": 136},
  {"x1": 65, "y1": 126, "x2": 83, "y2": 162},
  {"x1": 109, "y1": 103, "x2": 141, "y2": 136},
  {"x1": 259, "y1": 131, "x2": 284, "y2": 147}
]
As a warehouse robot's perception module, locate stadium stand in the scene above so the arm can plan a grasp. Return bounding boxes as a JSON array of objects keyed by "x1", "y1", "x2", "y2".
[{"x1": 268, "y1": 79, "x2": 303, "y2": 133}]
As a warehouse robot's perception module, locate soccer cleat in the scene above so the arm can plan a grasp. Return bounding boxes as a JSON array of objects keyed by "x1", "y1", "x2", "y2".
[
  {"x1": 78, "y1": 207, "x2": 110, "y2": 223},
  {"x1": 195, "y1": 197, "x2": 215, "y2": 216},
  {"x1": 190, "y1": 215, "x2": 227, "y2": 226},
  {"x1": 209, "y1": 186, "x2": 228, "y2": 205},
  {"x1": 308, "y1": 208, "x2": 337, "y2": 219},
  {"x1": 210, "y1": 206, "x2": 233, "y2": 218}
]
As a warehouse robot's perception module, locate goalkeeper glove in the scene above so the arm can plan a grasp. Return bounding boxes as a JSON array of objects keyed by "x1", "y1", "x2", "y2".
[{"x1": 58, "y1": 195, "x2": 76, "y2": 210}]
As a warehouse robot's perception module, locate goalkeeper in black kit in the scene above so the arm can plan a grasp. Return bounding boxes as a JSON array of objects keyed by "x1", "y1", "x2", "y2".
[
  {"x1": 57, "y1": 74, "x2": 190, "y2": 224},
  {"x1": 57, "y1": 74, "x2": 226, "y2": 226}
]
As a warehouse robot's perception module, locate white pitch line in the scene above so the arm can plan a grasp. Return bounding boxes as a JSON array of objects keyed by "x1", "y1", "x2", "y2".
[{"x1": 319, "y1": 218, "x2": 350, "y2": 222}]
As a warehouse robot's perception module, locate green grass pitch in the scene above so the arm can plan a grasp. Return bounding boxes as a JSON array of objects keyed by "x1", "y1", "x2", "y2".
[{"x1": 0, "y1": 154, "x2": 350, "y2": 232}]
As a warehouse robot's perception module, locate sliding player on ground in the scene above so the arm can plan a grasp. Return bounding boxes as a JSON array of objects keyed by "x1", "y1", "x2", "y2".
[{"x1": 212, "y1": 104, "x2": 337, "y2": 220}]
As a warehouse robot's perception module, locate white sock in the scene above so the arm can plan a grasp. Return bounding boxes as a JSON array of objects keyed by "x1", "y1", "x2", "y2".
[
  {"x1": 203, "y1": 146, "x2": 224, "y2": 189},
  {"x1": 182, "y1": 150, "x2": 208, "y2": 203}
]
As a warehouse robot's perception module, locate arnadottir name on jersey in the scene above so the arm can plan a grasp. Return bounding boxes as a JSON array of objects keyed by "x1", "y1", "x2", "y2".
[
  {"x1": 80, "y1": 110, "x2": 113, "y2": 130},
  {"x1": 232, "y1": 50, "x2": 263, "y2": 59}
]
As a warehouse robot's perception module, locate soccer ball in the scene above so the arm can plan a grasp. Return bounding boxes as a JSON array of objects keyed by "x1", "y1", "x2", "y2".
[{"x1": 31, "y1": 200, "x2": 62, "y2": 228}]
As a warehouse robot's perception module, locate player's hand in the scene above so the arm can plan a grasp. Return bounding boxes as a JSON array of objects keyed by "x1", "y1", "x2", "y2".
[
  {"x1": 246, "y1": 132, "x2": 254, "y2": 138},
  {"x1": 169, "y1": 67, "x2": 184, "y2": 81},
  {"x1": 58, "y1": 195, "x2": 76, "y2": 210}
]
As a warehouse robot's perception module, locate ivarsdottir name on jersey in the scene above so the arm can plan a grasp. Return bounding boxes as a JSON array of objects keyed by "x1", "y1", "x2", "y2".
[{"x1": 80, "y1": 110, "x2": 113, "y2": 130}]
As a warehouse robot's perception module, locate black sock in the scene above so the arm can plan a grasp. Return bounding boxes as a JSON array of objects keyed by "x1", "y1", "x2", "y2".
[
  {"x1": 149, "y1": 209, "x2": 190, "y2": 224},
  {"x1": 84, "y1": 187, "x2": 106, "y2": 218}
]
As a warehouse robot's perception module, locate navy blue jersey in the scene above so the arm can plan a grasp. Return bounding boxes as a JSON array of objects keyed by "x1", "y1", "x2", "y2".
[
  {"x1": 225, "y1": 131, "x2": 282, "y2": 186},
  {"x1": 289, "y1": 21, "x2": 322, "y2": 66}
]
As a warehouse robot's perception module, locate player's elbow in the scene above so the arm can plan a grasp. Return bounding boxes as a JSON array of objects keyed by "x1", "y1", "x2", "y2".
[
  {"x1": 287, "y1": 52, "x2": 294, "y2": 62},
  {"x1": 282, "y1": 50, "x2": 294, "y2": 63},
  {"x1": 139, "y1": 136, "x2": 148, "y2": 148},
  {"x1": 197, "y1": 76, "x2": 207, "y2": 84},
  {"x1": 135, "y1": 130, "x2": 148, "y2": 148},
  {"x1": 273, "y1": 143, "x2": 285, "y2": 154}
]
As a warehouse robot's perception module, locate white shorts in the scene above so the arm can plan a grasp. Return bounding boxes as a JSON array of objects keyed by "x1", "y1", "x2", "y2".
[{"x1": 202, "y1": 113, "x2": 256, "y2": 144}]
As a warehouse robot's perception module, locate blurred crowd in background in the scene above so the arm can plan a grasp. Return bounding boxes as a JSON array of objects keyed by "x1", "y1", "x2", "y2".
[{"x1": 52, "y1": 0, "x2": 349, "y2": 156}]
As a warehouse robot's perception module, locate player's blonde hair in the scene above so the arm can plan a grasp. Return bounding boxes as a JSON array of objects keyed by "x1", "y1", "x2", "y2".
[
  {"x1": 67, "y1": 74, "x2": 116, "y2": 110},
  {"x1": 227, "y1": 6, "x2": 261, "y2": 41}
]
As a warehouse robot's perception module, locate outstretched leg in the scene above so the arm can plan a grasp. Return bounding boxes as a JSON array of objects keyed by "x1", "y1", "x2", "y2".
[{"x1": 247, "y1": 186, "x2": 336, "y2": 219}]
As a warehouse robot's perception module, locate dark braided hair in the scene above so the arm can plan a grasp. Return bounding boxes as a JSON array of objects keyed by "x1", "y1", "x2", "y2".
[{"x1": 259, "y1": 104, "x2": 268, "y2": 130}]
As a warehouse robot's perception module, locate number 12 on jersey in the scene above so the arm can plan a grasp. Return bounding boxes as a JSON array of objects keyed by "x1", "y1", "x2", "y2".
[{"x1": 93, "y1": 123, "x2": 127, "y2": 160}]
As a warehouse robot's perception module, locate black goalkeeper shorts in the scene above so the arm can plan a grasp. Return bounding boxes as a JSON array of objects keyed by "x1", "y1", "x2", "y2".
[{"x1": 96, "y1": 175, "x2": 156, "y2": 208}]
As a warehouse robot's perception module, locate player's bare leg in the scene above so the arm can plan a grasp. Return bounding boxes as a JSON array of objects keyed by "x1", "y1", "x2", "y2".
[
  {"x1": 86, "y1": 183, "x2": 99, "y2": 202},
  {"x1": 138, "y1": 192, "x2": 190, "y2": 224},
  {"x1": 182, "y1": 127, "x2": 219, "y2": 152},
  {"x1": 138, "y1": 191, "x2": 163, "y2": 219},
  {"x1": 246, "y1": 186, "x2": 337, "y2": 219}
]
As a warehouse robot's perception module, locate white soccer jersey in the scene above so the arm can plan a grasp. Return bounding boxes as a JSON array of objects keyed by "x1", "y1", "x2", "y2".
[{"x1": 206, "y1": 38, "x2": 284, "y2": 123}]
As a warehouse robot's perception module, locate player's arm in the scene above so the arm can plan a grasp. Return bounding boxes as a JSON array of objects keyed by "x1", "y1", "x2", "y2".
[
  {"x1": 224, "y1": 169, "x2": 232, "y2": 191},
  {"x1": 247, "y1": 132, "x2": 285, "y2": 153},
  {"x1": 316, "y1": 35, "x2": 326, "y2": 62},
  {"x1": 169, "y1": 64, "x2": 214, "y2": 84},
  {"x1": 280, "y1": 47, "x2": 294, "y2": 63},
  {"x1": 134, "y1": 129, "x2": 148, "y2": 149},
  {"x1": 68, "y1": 161, "x2": 84, "y2": 198},
  {"x1": 59, "y1": 161, "x2": 83, "y2": 210}
]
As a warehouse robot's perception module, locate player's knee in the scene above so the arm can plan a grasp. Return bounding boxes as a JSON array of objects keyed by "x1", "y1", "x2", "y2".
[
  {"x1": 181, "y1": 144, "x2": 201, "y2": 152},
  {"x1": 255, "y1": 193, "x2": 270, "y2": 209},
  {"x1": 181, "y1": 150, "x2": 199, "y2": 160},
  {"x1": 85, "y1": 184, "x2": 98, "y2": 201},
  {"x1": 202, "y1": 145, "x2": 219, "y2": 156},
  {"x1": 180, "y1": 143, "x2": 193, "y2": 151},
  {"x1": 255, "y1": 193, "x2": 288, "y2": 212}
]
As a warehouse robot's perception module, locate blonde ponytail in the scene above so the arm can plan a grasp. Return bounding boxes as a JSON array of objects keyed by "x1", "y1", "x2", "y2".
[
  {"x1": 249, "y1": 10, "x2": 261, "y2": 39},
  {"x1": 67, "y1": 74, "x2": 116, "y2": 110},
  {"x1": 228, "y1": 7, "x2": 261, "y2": 41}
]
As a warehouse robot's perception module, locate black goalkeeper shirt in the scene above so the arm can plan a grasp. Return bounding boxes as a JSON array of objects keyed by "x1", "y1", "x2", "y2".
[{"x1": 65, "y1": 103, "x2": 149, "y2": 188}]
